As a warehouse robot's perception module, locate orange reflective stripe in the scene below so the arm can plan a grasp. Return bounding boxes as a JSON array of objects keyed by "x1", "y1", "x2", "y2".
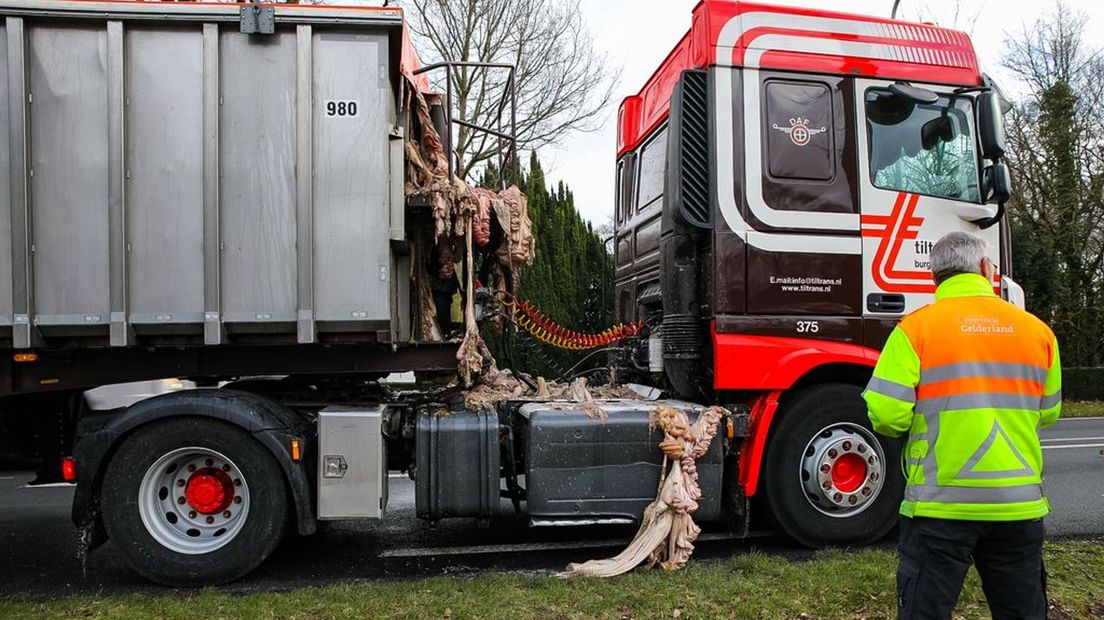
[{"x1": 916, "y1": 377, "x2": 1045, "y2": 400}]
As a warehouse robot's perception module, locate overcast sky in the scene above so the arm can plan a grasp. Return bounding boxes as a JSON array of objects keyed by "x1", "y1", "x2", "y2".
[{"x1": 539, "y1": 0, "x2": 1104, "y2": 225}]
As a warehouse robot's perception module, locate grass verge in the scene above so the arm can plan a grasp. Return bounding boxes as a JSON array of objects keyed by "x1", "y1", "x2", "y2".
[
  {"x1": 1062, "y1": 401, "x2": 1104, "y2": 418},
  {"x1": 1, "y1": 539, "x2": 1101, "y2": 619}
]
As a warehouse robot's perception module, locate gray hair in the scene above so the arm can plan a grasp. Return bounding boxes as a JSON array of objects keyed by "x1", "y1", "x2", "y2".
[{"x1": 930, "y1": 231, "x2": 988, "y2": 285}]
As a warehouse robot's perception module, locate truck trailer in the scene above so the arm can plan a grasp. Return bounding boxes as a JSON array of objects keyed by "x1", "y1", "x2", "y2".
[{"x1": 0, "y1": 0, "x2": 1017, "y2": 585}]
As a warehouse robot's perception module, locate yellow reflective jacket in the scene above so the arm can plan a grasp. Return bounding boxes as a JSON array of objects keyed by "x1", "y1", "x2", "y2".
[{"x1": 864, "y1": 273, "x2": 1061, "y2": 521}]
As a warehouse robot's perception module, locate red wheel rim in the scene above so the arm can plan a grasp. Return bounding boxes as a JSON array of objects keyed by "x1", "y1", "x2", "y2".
[
  {"x1": 184, "y1": 467, "x2": 235, "y2": 514},
  {"x1": 831, "y1": 452, "x2": 867, "y2": 493}
]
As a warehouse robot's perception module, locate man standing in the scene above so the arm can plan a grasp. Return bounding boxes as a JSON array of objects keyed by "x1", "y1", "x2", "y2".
[{"x1": 864, "y1": 231, "x2": 1061, "y2": 619}]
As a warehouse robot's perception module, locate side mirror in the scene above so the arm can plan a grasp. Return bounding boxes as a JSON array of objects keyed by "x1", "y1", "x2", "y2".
[
  {"x1": 921, "y1": 115, "x2": 956, "y2": 150},
  {"x1": 977, "y1": 91, "x2": 1006, "y2": 160},
  {"x1": 984, "y1": 162, "x2": 1011, "y2": 204}
]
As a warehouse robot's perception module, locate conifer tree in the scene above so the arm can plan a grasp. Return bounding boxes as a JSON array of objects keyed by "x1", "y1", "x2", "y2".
[{"x1": 481, "y1": 153, "x2": 614, "y2": 379}]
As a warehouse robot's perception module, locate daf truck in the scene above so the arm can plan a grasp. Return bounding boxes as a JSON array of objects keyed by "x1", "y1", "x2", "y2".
[{"x1": 0, "y1": 0, "x2": 1016, "y2": 585}]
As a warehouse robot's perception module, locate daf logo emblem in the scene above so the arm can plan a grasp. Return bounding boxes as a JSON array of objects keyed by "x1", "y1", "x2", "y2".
[{"x1": 772, "y1": 117, "x2": 827, "y2": 147}]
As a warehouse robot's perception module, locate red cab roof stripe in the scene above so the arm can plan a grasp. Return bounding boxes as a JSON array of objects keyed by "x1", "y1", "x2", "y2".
[{"x1": 617, "y1": 0, "x2": 981, "y2": 157}]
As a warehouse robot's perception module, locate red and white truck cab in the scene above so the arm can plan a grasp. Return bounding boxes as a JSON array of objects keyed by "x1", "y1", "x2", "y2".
[{"x1": 615, "y1": 0, "x2": 1016, "y2": 545}]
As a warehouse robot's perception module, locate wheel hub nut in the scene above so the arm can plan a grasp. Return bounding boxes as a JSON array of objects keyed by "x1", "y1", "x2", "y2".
[{"x1": 184, "y1": 467, "x2": 236, "y2": 514}]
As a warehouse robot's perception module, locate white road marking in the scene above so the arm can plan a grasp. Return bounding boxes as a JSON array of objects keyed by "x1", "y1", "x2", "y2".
[
  {"x1": 1042, "y1": 443, "x2": 1104, "y2": 451},
  {"x1": 378, "y1": 531, "x2": 760, "y2": 558},
  {"x1": 0, "y1": 476, "x2": 13, "y2": 480},
  {"x1": 1042, "y1": 436, "x2": 1104, "y2": 443},
  {"x1": 21, "y1": 482, "x2": 75, "y2": 488}
]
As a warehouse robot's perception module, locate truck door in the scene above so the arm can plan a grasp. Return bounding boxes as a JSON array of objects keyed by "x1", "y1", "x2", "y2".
[{"x1": 855, "y1": 78, "x2": 1001, "y2": 344}]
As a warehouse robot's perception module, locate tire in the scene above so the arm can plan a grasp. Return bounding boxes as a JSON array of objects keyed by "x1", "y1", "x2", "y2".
[
  {"x1": 101, "y1": 417, "x2": 289, "y2": 586},
  {"x1": 762, "y1": 383, "x2": 904, "y2": 548}
]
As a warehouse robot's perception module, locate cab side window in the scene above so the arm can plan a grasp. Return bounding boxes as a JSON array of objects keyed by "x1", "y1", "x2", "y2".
[
  {"x1": 765, "y1": 80, "x2": 834, "y2": 181},
  {"x1": 636, "y1": 128, "x2": 668, "y2": 211}
]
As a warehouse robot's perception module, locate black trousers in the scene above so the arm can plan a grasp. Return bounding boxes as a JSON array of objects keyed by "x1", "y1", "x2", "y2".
[{"x1": 897, "y1": 516, "x2": 1047, "y2": 620}]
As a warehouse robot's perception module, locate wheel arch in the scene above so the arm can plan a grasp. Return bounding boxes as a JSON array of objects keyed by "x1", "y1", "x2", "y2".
[
  {"x1": 712, "y1": 332, "x2": 880, "y2": 391},
  {"x1": 73, "y1": 389, "x2": 315, "y2": 547},
  {"x1": 737, "y1": 361, "x2": 876, "y2": 498},
  {"x1": 786, "y1": 362, "x2": 875, "y2": 397}
]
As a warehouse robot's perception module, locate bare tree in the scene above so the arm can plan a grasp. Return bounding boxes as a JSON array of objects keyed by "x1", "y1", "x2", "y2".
[
  {"x1": 402, "y1": 0, "x2": 617, "y2": 180},
  {"x1": 898, "y1": 0, "x2": 985, "y2": 34},
  {"x1": 1001, "y1": 2, "x2": 1104, "y2": 364}
]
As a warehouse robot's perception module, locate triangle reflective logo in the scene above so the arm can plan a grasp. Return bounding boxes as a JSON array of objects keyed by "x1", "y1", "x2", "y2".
[{"x1": 955, "y1": 419, "x2": 1035, "y2": 480}]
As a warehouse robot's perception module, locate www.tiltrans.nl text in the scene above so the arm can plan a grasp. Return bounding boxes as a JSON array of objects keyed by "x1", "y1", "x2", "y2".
[{"x1": 770, "y1": 275, "x2": 843, "y2": 293}]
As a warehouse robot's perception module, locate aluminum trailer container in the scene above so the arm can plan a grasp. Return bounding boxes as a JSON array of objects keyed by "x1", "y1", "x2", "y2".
[
  {"x1": 0, "y1": 0, "x2": 461, "y2": 402},
  {"x1": 0, "y1": 0, "x2": 470, "y2": 582}
]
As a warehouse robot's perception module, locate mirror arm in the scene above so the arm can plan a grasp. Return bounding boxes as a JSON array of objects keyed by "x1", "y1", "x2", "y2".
[
  {"x1": 974, "y1": 156, "x2": 1009, "y2": 230},
  {"x1": 953, "y1": 86, "x2": 990, "y2": 95},
  {"x1": 972, "y1": 201, "x2": 1004, "y2": 230}
]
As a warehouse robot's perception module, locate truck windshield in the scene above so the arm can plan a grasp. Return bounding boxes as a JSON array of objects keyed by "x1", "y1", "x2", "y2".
[{"x1": 866, "y1": 90, "x2": 980, "y2": 203}]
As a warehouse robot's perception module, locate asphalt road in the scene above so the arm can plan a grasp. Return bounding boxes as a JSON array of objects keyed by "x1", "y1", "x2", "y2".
[{"x1": 0, "y1": 417, "x2": 1100, "y2": 598}]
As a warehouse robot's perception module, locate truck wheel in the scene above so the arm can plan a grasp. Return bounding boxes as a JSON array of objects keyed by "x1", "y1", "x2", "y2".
[
  {"x1": 762, "y1": 383, "x2": 903, "y2": 548},
  {"x1": 101, "y1": 418, "x2": 288, "y2": 585}
]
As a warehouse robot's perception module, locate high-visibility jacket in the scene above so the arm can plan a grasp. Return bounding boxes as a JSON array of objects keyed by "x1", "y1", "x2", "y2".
[{"x1": 863, "y1": 273, "x2": 1061, "y2": 521}]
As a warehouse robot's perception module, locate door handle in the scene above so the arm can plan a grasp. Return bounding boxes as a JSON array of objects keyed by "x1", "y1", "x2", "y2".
[{"x1": 867, "y1": 293, "x2": 905, "y2": 313}]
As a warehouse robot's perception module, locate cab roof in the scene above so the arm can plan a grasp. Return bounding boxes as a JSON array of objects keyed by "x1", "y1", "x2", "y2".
[{"x1": 617, "y1": 0, "x2": 981, "y2": 156}]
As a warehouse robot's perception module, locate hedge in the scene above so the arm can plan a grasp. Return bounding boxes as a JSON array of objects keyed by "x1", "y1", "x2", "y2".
[{"x1": 1062, "y1": 367, "x2": 1104, "y2": 401}]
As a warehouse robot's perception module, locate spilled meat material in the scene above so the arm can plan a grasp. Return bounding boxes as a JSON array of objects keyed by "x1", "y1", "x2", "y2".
[{"x1": 402, "y1": 76, "x2": 533, "y2": 365}]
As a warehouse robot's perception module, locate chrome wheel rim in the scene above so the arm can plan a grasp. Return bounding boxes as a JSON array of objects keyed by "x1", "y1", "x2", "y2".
[
  {"x1": 137, "y1": 446, "x2": 250, "y2": 554},
  {"x1": 799, "y1": 423, "x2": 885, "y2": 518}
]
